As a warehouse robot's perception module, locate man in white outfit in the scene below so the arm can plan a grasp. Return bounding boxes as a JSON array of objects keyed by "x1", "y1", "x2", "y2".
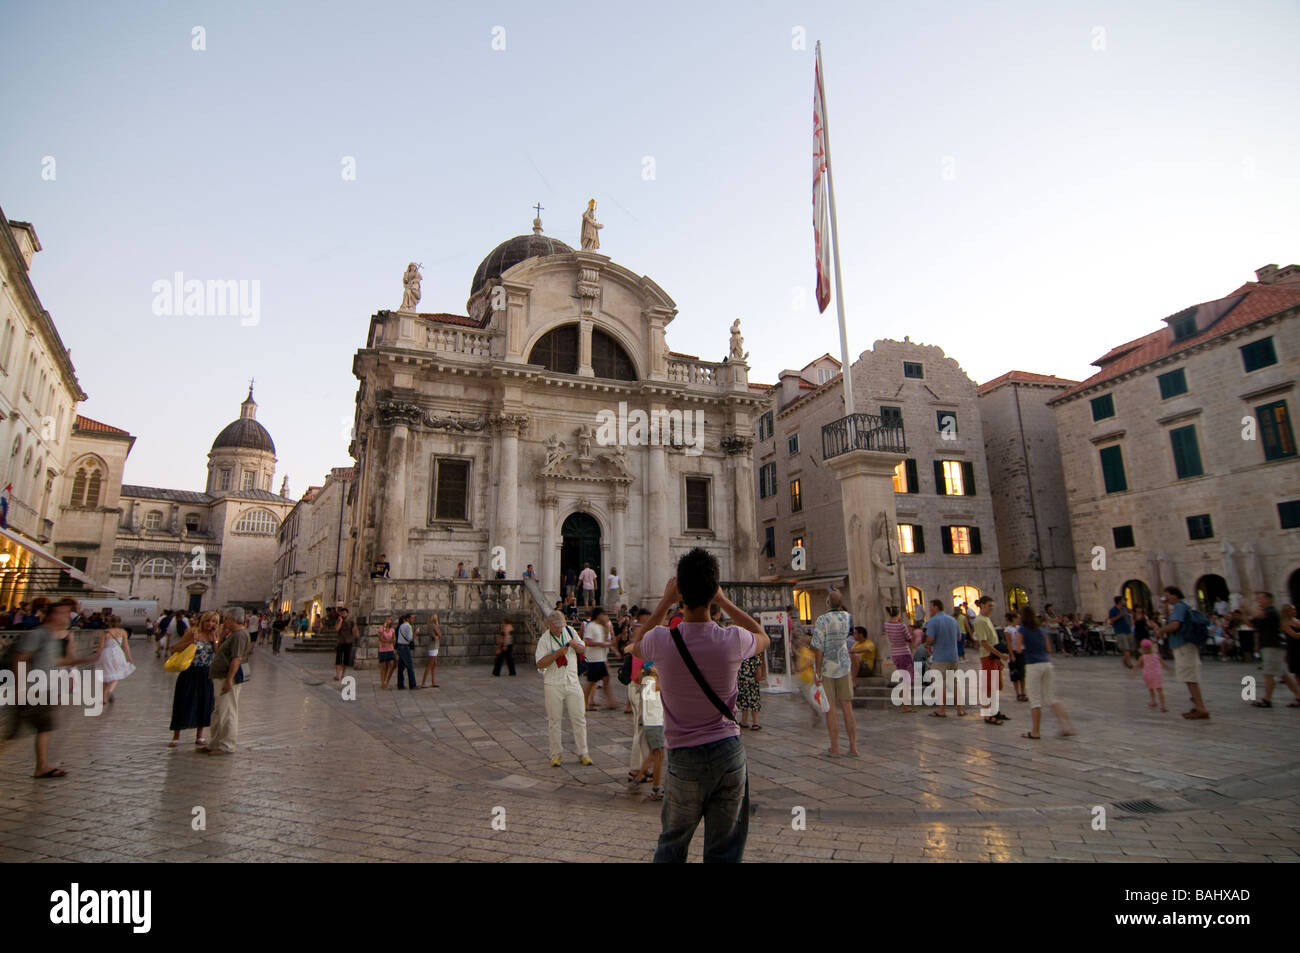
[{"x1": 535, "y1": 610, "x2": 594, "y2": 767}]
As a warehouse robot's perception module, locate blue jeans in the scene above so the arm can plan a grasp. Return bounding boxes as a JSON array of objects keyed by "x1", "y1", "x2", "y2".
[
  {"x1": 395, "y1": 644, "x2": 416, "y2": 688},
  {"x1": 654, "y1": 735, "x2": 749, "y2": 863}
]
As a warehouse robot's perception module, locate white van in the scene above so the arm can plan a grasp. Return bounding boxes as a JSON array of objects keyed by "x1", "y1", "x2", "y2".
[{"x1": 74, "y1": 599, "x2": 159, "y2": 636}]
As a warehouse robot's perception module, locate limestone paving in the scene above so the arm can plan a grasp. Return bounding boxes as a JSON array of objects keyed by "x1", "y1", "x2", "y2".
[{"x1": 1, "y1": 639, "x2": 1297, "y2": 863}]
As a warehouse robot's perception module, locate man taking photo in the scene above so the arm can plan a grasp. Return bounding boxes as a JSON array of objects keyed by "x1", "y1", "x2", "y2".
[{"x1": 631, "y1": 547, "x2": 769, "y2": 863}]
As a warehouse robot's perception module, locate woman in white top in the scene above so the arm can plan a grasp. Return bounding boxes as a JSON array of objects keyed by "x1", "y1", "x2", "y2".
[
  {"x1": 420, "y1": 613, "x2": 442, "y2": 688},
  {"x1": 605, "y1": 568, "x2": 622, "y2": 608}
]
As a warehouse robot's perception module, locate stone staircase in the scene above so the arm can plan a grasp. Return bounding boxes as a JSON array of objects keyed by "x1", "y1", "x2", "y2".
[{"x1": 852, "y1": 675, "x2": 895, "y2": 710}]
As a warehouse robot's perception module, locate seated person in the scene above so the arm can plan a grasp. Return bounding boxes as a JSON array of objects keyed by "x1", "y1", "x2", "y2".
[
  {"x1": 849, "y1": 626, "x2": 876, "y2": 676},
  {"x1": 370, "y1": 554, "x2": 391, "y2": 578}
]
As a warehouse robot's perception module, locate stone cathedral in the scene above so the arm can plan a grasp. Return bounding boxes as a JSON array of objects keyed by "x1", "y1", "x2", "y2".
[{"x1": 346, "y1": 208, "x2": 764, "y2": 612}]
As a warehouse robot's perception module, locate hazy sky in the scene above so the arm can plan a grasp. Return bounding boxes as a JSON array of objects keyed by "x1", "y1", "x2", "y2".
[{"x1": 2, "y1": 0, "x2": 1296, "y2": 493}]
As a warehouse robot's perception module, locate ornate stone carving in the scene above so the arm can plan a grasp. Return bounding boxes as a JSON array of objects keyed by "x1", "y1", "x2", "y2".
[
  {"x1": 377, "y1": 400, "x2": 489, "y2": 431},
  {"x1": 400, "y1": 262, "x2": 422, "y2": 312},
  {"x1": 576, "y1": 424, "x2": 594, "y2": 459},
  {"x1": 870, "y1": 510, "x2": 903, "y2": 609},
  {"x1": 488, "y1": 413, "x2": 529, "y2": 436},
  {"x1": 428, "y1": 414, "x2": 488, "y2": 432},
  {"x1": 575, "y1": 497, "x2": 592, "y2": 513},
  {"x1": 598, "y1": 444, "x2": 630, "y2": 477},
  {"x1": 542, "y1": 434, "x2": 571, "y2": 476},
  {"x1": 721, "y1": 433, "x2": 755, "y2": 455},
  {"x1": 540, "y1": 493, "x2": 560, "y2": 509}
]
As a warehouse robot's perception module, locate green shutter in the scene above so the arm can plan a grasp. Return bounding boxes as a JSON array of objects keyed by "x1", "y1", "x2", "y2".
[
  {"x1": 940, "y1": 525, "x2": 953, "y2": 554},
  {"x1": 962, "y1": 460, "x2": 976, "y2": 496},
  {"x1": 933, "y1": 460, "x2": 947, "y2": 495},
  {"x1": 971, "y1": 526, "x2": 982, "y2": 554},
  {"x1": 906, "y1": 458, "x2": 919, "y2": 494},
  {"x1": 914, "y1": 525, "x2": 925, "y2": 553},
  {"x1": 1100, "y1": 446, "x2": 1127, "y2": 493},
  {"x1": 1170, "y1": 426, "x2": 1203, "y2": 478}
]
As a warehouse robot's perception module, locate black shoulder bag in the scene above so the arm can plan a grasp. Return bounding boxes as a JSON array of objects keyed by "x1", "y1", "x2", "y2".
[{"x1": 670, "y1": 626, "x2": 738, "y2": 724}]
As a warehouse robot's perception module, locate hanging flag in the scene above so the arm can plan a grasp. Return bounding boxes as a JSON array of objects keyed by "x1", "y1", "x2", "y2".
[{"x1": 813, "y1": 56, "x2": 832, "y2": 313}]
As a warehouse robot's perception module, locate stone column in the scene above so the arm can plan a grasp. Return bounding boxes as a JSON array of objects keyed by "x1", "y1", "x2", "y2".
[
  {"x1": 647, "y1": 443, "x2": 669, "y2": 588},
  {"x1": 380, "y1": 423, "x2": 410, "y2": 578},
  {"x1": 722, "y1": 434, "x2": 757, "y2": 579},
  {"x1": 577, "y1": 317, "x2": 594, "y2": 377},
  {"x1": 611, "y1": 490, "x2": 627, "y2": 589},
  {"x1": 825, "y1": 447, "x2": 905, "y2": 675},
  {"x1": 490, "y1": 414, "x2": 527, "y2": 576},
  {"x1": 541, "y1": 491, "x2": 559, "y2": 599}
]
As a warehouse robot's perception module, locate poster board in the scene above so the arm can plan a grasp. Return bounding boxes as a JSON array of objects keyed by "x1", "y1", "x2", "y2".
[{"x1": 759, "y1": 610, "x2": 793, "y2": 693}]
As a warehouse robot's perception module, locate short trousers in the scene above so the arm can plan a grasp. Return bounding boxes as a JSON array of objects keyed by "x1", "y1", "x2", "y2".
[
  {"x1": 1116, "y1": 632, "x2": 1136, "y2": 653},
  {"x1": 820, "y1": 674, "x2": 853, "y2": 703},
  {"x1": 585, "y1": 661, "x2": 608, "y2": 682},
  {"x1": 1173, "y1": 642, "x2": 1201, "y2": 683},
  {"x1": 1008, "y1": 652, "x2": 1025, "y2": 683},
  {"x1": 6, "y1": 703, "x2": 56, "y2": 737},
  {"x1": 930, "y1": 659, "x2": 958, "y2": 674},
  {"x1": 1261, "y1": 647, "x2": 1289, "y2": 678},
  {"x1": 644, "y1": 725, "x2": 665, "y2": 750},
  {"x1": 378, "y1": 651, "x2": 395, "y2": 663},
  {"x1": 1025, "y1": 661, "x2": 1055, "y2": 708},
  {"x1": 335, "y1": 644, "x2": 355, "y2": 666},
  {"x1": 428, "y1": 649, "x2": 438, "y2": 658}
]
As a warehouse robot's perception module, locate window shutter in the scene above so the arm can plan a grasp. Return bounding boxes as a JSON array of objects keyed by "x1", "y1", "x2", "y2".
[
  {"x1": 971, "y1": 527, "x2": 982, "y2": 554},
  {"x1": 914, "y1": 526, "x2": 925, "y2": 554},
  {"x1": 933, "y1": 460, "x2": 946, "y2": 495},
  {"x1": 962, "y1": 460, "x2": 976, "y2": 496},
  {"x1": 906, "y1": 458, "x2": 919, "y2": 494},
  {"x1": 940, "y1": 525, "x2": 953, "y2": 554}
]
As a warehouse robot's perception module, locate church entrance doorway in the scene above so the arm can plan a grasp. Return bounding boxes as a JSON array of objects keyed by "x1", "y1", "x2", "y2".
[{"x1": 560, "y1": 512, "x2": 601, "y2": 602}]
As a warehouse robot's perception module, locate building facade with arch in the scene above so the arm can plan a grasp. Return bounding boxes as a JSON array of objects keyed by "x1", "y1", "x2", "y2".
[
  {"x1": 346, "y1": 214, "x2": 764, "y2": 614},
  {"x1": 52, "y1": 389, "x2": 296, "y2": 611}
]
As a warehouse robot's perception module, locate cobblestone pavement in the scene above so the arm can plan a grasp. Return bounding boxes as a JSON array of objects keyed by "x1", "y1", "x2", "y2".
[{"x1": 1, "y1": 639, "x2": 1297, "y2": 862}]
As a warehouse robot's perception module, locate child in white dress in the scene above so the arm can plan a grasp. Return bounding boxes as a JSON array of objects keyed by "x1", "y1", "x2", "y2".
[{"x1": 93, "y1": 615, "x2": 136, "y2": 703}]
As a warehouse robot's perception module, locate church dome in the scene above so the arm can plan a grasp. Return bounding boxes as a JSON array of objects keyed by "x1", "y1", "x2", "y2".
[
  {"x1": 210, "y1": 386, "x2": 276, "y2": 454},
  {"x1": 211, "y1": 418, "x2": 275, "y2": 454},
  {"x1": 470, "y1": 223, "x2": 573, "y2": 297}
]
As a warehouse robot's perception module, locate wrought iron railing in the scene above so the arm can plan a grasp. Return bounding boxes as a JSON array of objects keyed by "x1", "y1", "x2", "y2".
[{"x1": 821, "y1": 413, "x2": 907, "y2": 460}]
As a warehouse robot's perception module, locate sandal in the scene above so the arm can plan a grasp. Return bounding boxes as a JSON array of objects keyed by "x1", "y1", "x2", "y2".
[
  {"x1": 1251, "y1": 700, "x2": 1272, "y2": 708},
  {"x1": 1021, "y1": 732, "x2": 1040, "y2": 740},
  {"x1": 750, "y1": 725, "x2": 762, "y2": 731},
  {"x1": 35, "y1": 768, "x2": 68, "y2": 778},
  {"x1": 167, "y1": 740, "x2": 179, "y2": 748},
  {"x1": 930, "y1": 711, "x2": 947, "y2": 718}
]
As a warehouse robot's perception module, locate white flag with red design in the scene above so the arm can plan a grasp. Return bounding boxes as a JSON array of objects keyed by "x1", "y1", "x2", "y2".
[{"x1": 813, "y1": 57, "x2": 832, "y2": 313}]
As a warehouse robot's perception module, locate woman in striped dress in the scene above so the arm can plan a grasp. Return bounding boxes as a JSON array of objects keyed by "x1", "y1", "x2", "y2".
[{"x1": 884, "y1": 606, "x2": 916, "y2": 713}]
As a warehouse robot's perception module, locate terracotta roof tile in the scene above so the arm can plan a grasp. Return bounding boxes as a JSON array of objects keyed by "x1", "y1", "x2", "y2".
[
  {"x1": 1055, "y1": 281, "x2": 1300, "y2": 401},
  {"x1": 74, "y1": 414, "x2": 130, "y2": 435},
  {"x1": 977, "y1": 370, "x2": 1078, "y2": 396},
  {"x1": 419, "y1": 312, "x2": 480, "y2": 327}
]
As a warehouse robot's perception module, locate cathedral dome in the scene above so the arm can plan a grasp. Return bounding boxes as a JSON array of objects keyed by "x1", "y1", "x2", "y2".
[
  {"x1": 470, "y1": 223, "x2": 573, "y2": 298},
  {"x1": 210, "y1": 387, "x2": 276, "y2": 454}
]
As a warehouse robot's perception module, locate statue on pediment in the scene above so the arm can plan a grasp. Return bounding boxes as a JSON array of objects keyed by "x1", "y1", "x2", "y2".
[
  {"x1": 581, "y1": 200, "x2": 602, "y2": 251},
  {"x1": 729, "y1": 319, "x2": 748, "y2": 361},
  {"x1": 542, "y1": 434, "x2": 570, "y2": 475},
  {"x1": 400, "y1": 262, "x2": 422, "y2": 311}
]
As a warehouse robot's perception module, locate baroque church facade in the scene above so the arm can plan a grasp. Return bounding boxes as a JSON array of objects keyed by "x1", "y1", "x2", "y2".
[
  {"x1": 346, "y1": 212, "x2": 765, "y2": 613},
  {"x1": 54, "y1": 388, "x2": 296, "y2": 611}
]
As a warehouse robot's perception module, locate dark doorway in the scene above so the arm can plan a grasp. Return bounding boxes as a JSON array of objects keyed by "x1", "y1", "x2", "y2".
[
  {"x1": 560, "y1": 512, "x2": 601, "y2": 598},
  {"x1": 1121, "y1": 579, "x2": 1153, "y2": 615},
  {"x1": 188, "y1": 592, "x2": 203, "y2": 613},
  {"x1": 1194, "y1": 574, "x2": 1229, "y2": 614}
]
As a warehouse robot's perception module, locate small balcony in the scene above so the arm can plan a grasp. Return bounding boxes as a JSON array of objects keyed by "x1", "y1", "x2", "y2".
[{"x1": 821, "y1": 413, "x2": 907, "y2": 460}]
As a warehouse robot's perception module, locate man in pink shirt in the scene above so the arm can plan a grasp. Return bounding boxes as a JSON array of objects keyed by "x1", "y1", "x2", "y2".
[
  {"x1": 578, "y1": 563, "x2": 598, "y2": 607},
  {"x1": 631, "y1": 547, "x2": 769, "y2": 863}
]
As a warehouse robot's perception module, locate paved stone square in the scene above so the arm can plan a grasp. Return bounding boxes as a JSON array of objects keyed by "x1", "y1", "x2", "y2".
[{"x1": 1, "y1": 640, "x2": 1297, "y2": 862}]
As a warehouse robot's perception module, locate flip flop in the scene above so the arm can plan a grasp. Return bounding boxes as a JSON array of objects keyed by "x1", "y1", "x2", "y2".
[
  {"x1": 930, "y1": 711, "x2": 947, "y2": 718},
  {"x1": 750, "y1": 725, "x2": 762, "y2": 731},
  {"x1": 1021, "y1": 732, "x2": 1040, "y2": 740},
  {"x1": 826, "y1": 750, "x2": 842, "y2": 758},
  {"x1": 167, "y1": 740, "x2": 179, "y2": 748},
  {"x1": 35, "y1": 768, "x2": 68, "y2": 778},
  {"x1": 1059, "y1": 731, "x2": 1076, "y2": 737}
]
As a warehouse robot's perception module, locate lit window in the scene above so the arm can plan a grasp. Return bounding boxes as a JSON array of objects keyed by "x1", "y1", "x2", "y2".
[
  {"x1": 896, "y1": 524, "x2": 914, "y2": 554},
  {"x1": 952, "y1": 585, "x2": 981, "y2": 608},
  {"x1": 795, "y1": 591, "x2": 812, "y2": 623},
  {"x1": 950, "y1": 526, "x2": 971, "y2": 554},
  {"x1": 941, "y1": 460, "x2": 965, "y2": 495},
  {"x1": 941, "y1": 525, "x2": 982, "y2": 555},
  {"x1": 789, "y1": 479, "x2": 802, "y2": 513},
  {"x1": 892, "y1": 461, "x2": 906, "y2": 493},
  {"x1": 1258, "y1": 400, "x2": 1296, "y2": 461}
]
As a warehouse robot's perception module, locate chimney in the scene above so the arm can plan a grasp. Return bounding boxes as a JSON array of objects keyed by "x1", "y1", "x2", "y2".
[
  {"x1": 777, "y1": 369, "x2": 803, "y2": 411},
  {"x1": 1255, "y1": 264, "x2": 1279, "y2": 284},
  {"x1": 1270, "y1": 264, "x2": 1300, "y2": 285}
]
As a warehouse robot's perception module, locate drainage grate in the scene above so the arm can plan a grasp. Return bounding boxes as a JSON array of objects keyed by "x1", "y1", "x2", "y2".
[{"x1": 1112, "y1": 799, "x2": 1168, "y2": 814}]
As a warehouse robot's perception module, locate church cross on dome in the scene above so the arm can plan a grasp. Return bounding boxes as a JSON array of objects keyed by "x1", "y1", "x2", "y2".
[{"x1": 532, "y1": 202, "x2": 545, "y2": 236}]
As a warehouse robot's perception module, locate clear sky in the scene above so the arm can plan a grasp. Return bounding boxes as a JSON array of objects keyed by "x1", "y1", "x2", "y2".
[{"x1": 2, "y1": 0, "x2": 1296, "y2": 493}]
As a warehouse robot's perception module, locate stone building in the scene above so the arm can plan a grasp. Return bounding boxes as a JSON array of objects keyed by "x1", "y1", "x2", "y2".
[
  {"x1": 755, "y1": 339, "x2": 1003, "y2": 625},
  {"x1": 1049, "y1": 264, "x2": 1300, "y2": 615},
  {"x1": 345, "y1": 212, "x2": 766, "y2": 620},
  {"x1": 54, "y1": 388, "x2": 297, "y2": 611},
  {"x1": 977, "y1": 371, "x2": 1079, "y2": 615},
  {"x1": 0, "y1": 211, "x2": 96, "y2": 605},
  {"x1": 272, "y1": 467, "x2": 354, "y2": 620}
]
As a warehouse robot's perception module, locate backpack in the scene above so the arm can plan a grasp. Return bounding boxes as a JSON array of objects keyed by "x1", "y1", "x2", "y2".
[{"x1": 1182, "y1": 605, "x2": 1210, "y2": 646}]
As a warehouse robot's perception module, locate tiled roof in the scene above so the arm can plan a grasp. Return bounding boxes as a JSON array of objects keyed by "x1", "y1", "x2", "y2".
[
  {"x1": 667, "y1": 350, "x2": 700, "y2": 360},
  {"x1": 73, "y1": 414, "x2": 130, "y2": 436},
  {"x1": 977, "y1": 371, "x2": 1078, "y2": 396},
  {"x1": 225, "y1": 489, "x2": 293, "y2": 504},
  {"x1": 748, "y1": 381, "x2": 774, "y2": 392},
  {"x1": 1055, "y1": 281, "x2": 1300, "y2": 402},
  {"x1": 419, "y1": 312, "x2": 480, "y2": 328},
  {"x1": 121, "y1": 485, "x2": 213, "y2": 504}
]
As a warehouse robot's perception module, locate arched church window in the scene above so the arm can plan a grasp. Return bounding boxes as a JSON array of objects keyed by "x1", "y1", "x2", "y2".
[
  {"x1": 234, "y1": 508, "x2": 278, "y2": 535},
  {"x1": 528, "y1": 325, "x2": 579, "y2": 375},
  {"x1": 591, "y1": 329, "x2": 636, "y2": 381},
  {"x1": 140, "y1": 557, "x2": 174, "y2": 577}
]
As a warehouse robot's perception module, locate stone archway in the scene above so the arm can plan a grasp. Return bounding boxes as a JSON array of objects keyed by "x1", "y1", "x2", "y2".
[
  {"x1": 1122, "y1": 579, "x2": 1153, "y2": 615},
  {"x1": 1194, "y1": 574, "x2": 1229, "y2": 614},
  {"x1": 560, "y1": 512, "x2": 602, "y2": 598}
]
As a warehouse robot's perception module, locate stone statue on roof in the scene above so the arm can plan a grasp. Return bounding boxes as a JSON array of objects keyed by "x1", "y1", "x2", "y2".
[
  {"x1": 729, "y1": 319, "x2": 748, "y2": 361},
  {"x1": 400, "y1": 262, "x2": 422, "y2": 311},
  {"x1": 580, "y1": 200, "x2": 602, "y2": 251}
]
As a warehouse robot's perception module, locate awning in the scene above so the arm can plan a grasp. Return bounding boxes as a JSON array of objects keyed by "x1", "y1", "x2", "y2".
[
  {"x1": 0, "y1": 525, "x2": 112, "y2": 591},
  {"x1": 789, "y1": 574, "x2": 849, "y2": 590}
]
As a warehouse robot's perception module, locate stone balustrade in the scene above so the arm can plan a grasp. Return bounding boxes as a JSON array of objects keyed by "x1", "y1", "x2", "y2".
[{"x1": 665, "y1": 357, "x2": 723, "y2": 388}]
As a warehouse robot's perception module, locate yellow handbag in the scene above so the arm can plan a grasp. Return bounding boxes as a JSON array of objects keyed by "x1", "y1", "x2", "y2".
[{"x1": 164, "y1": 642, "x2": 196, "y2": 673}]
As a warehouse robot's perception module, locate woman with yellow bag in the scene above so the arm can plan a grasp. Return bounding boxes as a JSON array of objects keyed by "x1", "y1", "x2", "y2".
[{"x1": 167, "y1": 611, "x2": 219, "y2": 748}]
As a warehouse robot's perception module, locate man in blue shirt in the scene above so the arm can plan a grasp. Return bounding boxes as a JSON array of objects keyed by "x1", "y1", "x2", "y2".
[
  {"x1": 1108, "y1": 596, "x2": 1134, "y2": 667},
  {"x1": 1159, "y1": 586, "x2": 1209, "y2": 720},
  {"x1": 924, "y1": 600, "x2": 963, "y2": 716}
]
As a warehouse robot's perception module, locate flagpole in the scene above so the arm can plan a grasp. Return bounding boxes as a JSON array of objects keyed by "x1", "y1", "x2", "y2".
[{"x1": 816, "y1": 41, "x2": 855, "y2": 417}]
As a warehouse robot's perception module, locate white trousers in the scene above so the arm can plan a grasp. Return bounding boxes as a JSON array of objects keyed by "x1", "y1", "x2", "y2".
[
  {"x1": 544, "y1": 680, "x2": 588, "y2": 759},
  {"x1": 209, "y1": 679, "x2": 242, "y2": 752}
]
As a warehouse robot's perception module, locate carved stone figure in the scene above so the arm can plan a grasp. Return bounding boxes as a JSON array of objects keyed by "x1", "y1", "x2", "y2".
[
  {"x1": 870, "y1": 510, "x2": 901, "y2": 607},
  {"x1": 542, "y1": 434, "x2": 570, "y2": 475},
  {"x1": 576, "y1": 423, "x2": 594, "y2": 459},
  {"x1": 729, "y1": 318, "x2": 748, "y2": 361},
  {"x1": 400, "y1": 262, "x2": 422, "y2": 311},
  {"x1": 580, "y1": 199, "x2": 602, "y2": 250},
  {"x1": 599, "y1": 443, "x2": 630, "y2": 477}
]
